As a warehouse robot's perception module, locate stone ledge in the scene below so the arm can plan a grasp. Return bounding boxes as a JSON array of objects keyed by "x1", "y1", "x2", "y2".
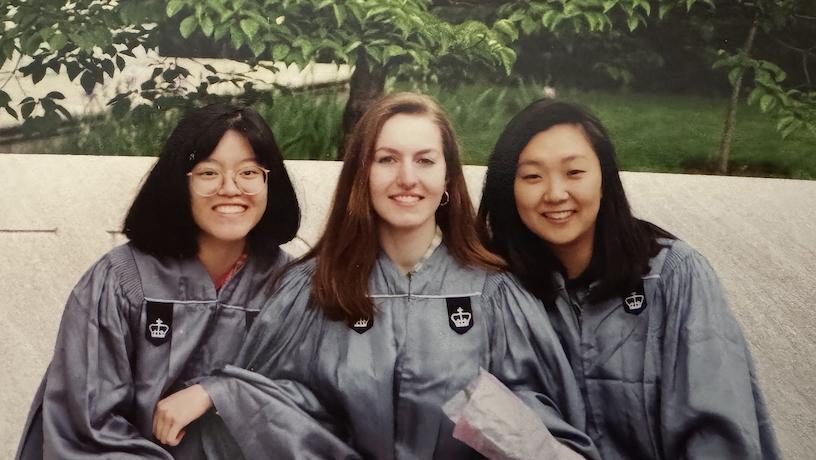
[{"x1": 1, "y1": 153, "x2": 814, "y2": 459}]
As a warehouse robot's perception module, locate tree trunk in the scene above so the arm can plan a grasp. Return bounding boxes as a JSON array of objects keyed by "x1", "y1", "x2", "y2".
[
  {"x1": 339, "y1": 49, "x2": 386, "y2": 159},
  {"x1": 718, "y1": 18, "x2": 759, "y2": 174}
]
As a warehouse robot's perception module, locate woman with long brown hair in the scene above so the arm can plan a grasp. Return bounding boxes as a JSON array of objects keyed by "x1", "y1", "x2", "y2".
[{"x1": 153, "y1": 93, "x2": 598, "y2": 459}]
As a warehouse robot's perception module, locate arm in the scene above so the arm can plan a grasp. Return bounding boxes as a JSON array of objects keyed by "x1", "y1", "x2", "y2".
[
  {"x1": 659, "y1": 249, "x2": 780, "y2": 460},
  {"x1": 486, "y1": 274, "x2": 599, "y2": 460},
  {"x1": 195, "y1": 366, "x2": 361, "y2": 460},
  {"x1": 155, "y1": 261, "x2": 361, "y2": 460},
  {"x1": 39, "y1": 257, "x2": 172, "y2": 459}
]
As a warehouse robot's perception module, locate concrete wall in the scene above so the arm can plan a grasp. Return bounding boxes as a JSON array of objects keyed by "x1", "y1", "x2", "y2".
[{"x1": 1, "y1": 153, "x2": 814, "y2": 459}]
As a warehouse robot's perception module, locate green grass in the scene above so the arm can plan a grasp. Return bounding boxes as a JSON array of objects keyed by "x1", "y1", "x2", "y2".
[
  {"x1": 41, "y1": 83, "x2": 816, "y2": 179},
  {"x1": 425, "y1": 85, "x2": 816, "y2": 180}
]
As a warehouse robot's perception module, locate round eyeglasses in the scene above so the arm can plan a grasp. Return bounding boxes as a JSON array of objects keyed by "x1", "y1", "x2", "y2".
[{"x1": 187, "y1": 165, "x2": 270, "y2": 197}]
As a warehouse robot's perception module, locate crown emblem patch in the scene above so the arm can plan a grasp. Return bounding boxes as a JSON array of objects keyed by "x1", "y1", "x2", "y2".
[
  {"x1": 145, "y1": 301, "x2": 174, "y2": 345},
  {"x1": 351, "y1": 317, "x2": 372, "y2": 334},
  {"x1": 623, "y1": 282, "x2": 648, "y2": 315},
  {"x1": 446, "y1": 297, "x2": 474, "y2": 334}
]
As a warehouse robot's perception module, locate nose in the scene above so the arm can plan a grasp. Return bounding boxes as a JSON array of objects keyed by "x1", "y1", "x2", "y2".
[
  {"x1": 396, "y1": 162, "x2": 417, "y2": 188},
  {"x1": 217, "y1": 173, "x2": 242, "y2": 196},
  {"x1": 542, "y1": 177, "x2": 568, "y2": 203}
]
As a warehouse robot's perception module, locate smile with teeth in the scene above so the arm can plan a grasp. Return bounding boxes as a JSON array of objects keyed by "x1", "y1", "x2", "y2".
[
  {"x1": 213, "y1": 204, "x2": 247, "y2": 214},
  {"x1": 542, "y1": 210, "x2": 575, "y2": 221},
  {"x1": 391, "y1": 194, "x2": 422, "y2": 204}
]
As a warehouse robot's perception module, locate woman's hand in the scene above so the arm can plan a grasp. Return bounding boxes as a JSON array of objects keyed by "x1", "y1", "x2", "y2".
[{"x1": 152, "y1": 384, "x2": 213, "y2": 446}]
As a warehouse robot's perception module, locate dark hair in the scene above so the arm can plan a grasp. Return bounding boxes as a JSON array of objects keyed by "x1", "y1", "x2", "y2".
[
  {"x1": 305, "y1": 92, "x2": 504, "y2": 324},
  {"x1": 478, "y1": 99, "x2": 673, "y2": 303},
  {"x1": 124, "y1": 103, "x2": 300, "y2": 258}
]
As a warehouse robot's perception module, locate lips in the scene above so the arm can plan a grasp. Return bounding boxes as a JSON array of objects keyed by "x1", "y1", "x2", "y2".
[
  {"x1": 213, "y1": 204, "x2": 248, "y2": 214},
  {"x1": 541, "y1": 210, "x2": 575, "y2": 221},
  {"x1": 390, "y1": 194, "x2": 423, "y2": 204}
]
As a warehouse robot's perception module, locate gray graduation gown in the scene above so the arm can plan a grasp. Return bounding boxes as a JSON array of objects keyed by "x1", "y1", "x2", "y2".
[
  {"x1": 198, "y1": 243, "x2": 599, "y2": 459},
  {"x1": 547, "y1": 239, "x2": 779, "y2": 459},
  {"x1": 16, "y1": 243, "x2": 290, "y2": 460}
]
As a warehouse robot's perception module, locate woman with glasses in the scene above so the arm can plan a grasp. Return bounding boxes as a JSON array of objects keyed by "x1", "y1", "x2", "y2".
[
  {"x1": 477, "y1": 99, "x2": 779, "y2": 459},
  {"x1": 16, "y1": 104, "x2": 300, "y2": 459},
  {"x1": 150, "y1": 92, "x2": 598, "y2": 459}
]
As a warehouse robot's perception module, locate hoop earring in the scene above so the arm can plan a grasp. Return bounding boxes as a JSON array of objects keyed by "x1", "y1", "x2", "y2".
[{"x1": 440, "y1": 191, "x2": 450, "y2": 206}]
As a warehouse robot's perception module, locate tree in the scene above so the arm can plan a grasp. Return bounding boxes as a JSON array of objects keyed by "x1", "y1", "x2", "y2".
[
  {"x1": 0, "y1": 0, "x2": 517, "y2": 153},
  {"x1": 710, "y1": 0, "x2": 816, "y2": 173}
]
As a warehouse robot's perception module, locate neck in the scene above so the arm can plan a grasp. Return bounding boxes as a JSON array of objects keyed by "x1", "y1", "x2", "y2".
[
  {"x1": 197, "y1": 236, "x2": 246, "y2": 281},
  {"x1": 553, "y1": 240, "x2": 594, "y2": 280},
  {"x1": 378, "y1": 221, "x2": 437, "y2": 275}
]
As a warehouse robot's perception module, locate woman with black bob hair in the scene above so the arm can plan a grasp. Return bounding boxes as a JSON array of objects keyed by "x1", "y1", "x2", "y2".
[
  {"x1": 16, "y1": 103, "x2": 300, "y2": 459},
  {"x1": 478, "y1": 99, "x2": 779, "y2": 459}
]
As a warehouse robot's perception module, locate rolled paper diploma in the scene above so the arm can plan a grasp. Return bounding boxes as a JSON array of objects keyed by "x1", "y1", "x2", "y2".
[{"x1": 443, "y1": 368, "x2": 582, "y2": 460}]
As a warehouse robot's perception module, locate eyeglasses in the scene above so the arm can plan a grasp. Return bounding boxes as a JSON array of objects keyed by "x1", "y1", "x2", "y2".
[{"x1": 187, "y1": 165, "x2": 270, "y2": 197}]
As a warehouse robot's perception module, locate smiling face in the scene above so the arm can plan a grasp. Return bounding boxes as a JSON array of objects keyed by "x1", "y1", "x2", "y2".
[
  {"x1": 514, "y1": 124, "x2": 602, "y2": 269},
  {"x1": 189, "y1": 129, "x2": 268, "y2": 251},
  {"x1": 369, "y1": 114, "x2": 447, "y2": 239}
]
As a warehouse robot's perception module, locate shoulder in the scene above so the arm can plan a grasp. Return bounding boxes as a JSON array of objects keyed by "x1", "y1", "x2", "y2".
[
  {"x1": 651, "y1": 238, "x2": 716, "y2": 281},
  {"x1": 482, "y1": 270, "x2": 543, "y2": 309}
]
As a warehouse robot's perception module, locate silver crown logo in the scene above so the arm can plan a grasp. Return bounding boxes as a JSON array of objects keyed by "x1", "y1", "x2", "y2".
[
  {"x1": 149, "y1": 319, "x2": 169, "y2": 339},
  {"x1": 624, "y1": 293, "x2": 644, "y2": 311},
  {"x1": 353, "y1": 318, "x2": 369, "y2": 328},
  {"x1": 450, "y1": 307, "x2": 472, "y2": 328}
]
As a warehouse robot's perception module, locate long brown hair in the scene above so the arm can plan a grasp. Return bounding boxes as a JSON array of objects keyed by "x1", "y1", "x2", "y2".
[{"x1": 306, "y1": 92, "x2": 503, "y2": 324}]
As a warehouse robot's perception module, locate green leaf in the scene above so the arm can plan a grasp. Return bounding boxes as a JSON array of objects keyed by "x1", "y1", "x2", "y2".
[
  {"x1": 250, "y1": 40, "x2": 266, "y2": 57},
  {"x1": 167, "y1": 0, "x2": 185, "y2": 18},
  {"x1": 21, "y1": 101, "x2": 36, "y2": 119},
  {"x1": 4, "y1": 106, "x2": 18, "y2": 119},
  {"x1": 627, "y1": 15, "x2": 639, "y2": 32},
  {"x1": 102, "y1": 59, "x2": 115, "y2": 78},
  {"x1": 781, "y1": 119, "x2": 802, "y2": 139},
  {"x1": 727, "y1": 67, "x2": 743, "y2": 86},
  {"x1": 55, "y1": 105, "x2": 73, "y2": 121},
  {"x1": 230, "y1": 25, "x2": 244, "y2": 50},
  {"x1": 200, "y1": 15, "x2": 215, "y2": 37},
  {"x1": 776, "y1": 116, "x2": 796, "y2": 132},
  {"x1": 47, "y1": 33, "x2": 68, "y2": 51},
  {"x1": 602, "y1": 0, "x2": 616, "y2": 13},
  {"x1": 66, "y1": 62, "x2": 82, "y2": 81},
  {"x1": 747, "y1": 88, "x2": 763, "y2": 107},
  {"x1": 332, "y1": 4, "x2": 346, "y2": 27},
  {"x1": 80, "y1": 71, "x2": 97, "y2": 94},
  {"x1": 31, "y1": 65, "x2": 47, "y2": 84},
  {"x1": 659, "y1": 3, "x2": 673, "y2": 19},
  {"x1": 272, "y1": 44, "x2": 290, "y2": 60},
  {"x1": 240, "y1": 18, "x2": 260, "y2": 41},
  {"x1": 759, "y1": 94, "x2": 775, "y2": 112},
  {"x1": 214, "y1": 23, "x2": 229, "y2": 41},
  {"x1": 180, "y1": 16, "x2": 198, "y2": 39},
  {"x1": 494, "y1": 19, "x2": 518, "y2": 41}
]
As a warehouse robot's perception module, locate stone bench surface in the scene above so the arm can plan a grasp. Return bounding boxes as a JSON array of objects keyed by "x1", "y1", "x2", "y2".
[{"x1": 1, "y1": 153, "x2": 814, "y2": 459}]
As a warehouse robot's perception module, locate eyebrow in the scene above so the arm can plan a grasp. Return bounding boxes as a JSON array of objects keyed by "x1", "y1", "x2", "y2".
[
  {"x1": 518, "y1": 153, "x2": 587, "y2": 166},
  {"x1": 375, "y1": 146, "x2": 440, "y2": 156},
  {"x1": 196, "y1": 157, "x2": 259, "y2": 166}
]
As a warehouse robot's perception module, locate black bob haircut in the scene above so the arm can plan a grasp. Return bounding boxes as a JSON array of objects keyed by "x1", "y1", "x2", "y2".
[
  {"x1": 477, "y1": 99, "x2": 673, "y2": 303},
  {"x1": 124, "y1": 103, "x2": 300, "y2": 258}
]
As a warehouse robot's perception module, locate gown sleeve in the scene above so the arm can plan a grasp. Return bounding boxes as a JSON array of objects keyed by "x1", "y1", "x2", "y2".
[
  {"x1": 484, "y1": 273, "x2": 600, "y2": 460},
  {"x1": 22, "y1": 250, "x2": 173, "y2": 459},
  {"x1": 658, "y1": 247, "x2": 780, "y2": 459},
  {"x1": 196, "y1": 262, "x2": 362, "y2": 460}
]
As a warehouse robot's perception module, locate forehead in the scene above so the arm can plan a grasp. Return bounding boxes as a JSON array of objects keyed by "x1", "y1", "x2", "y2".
[
  {"x1": 375, "y1": 114, "x2": 442, "y2": 152},
  {"x1": 518, "y1": 124, "x2": 596, "y2": 165},
  {"x1": 202, "y1": 130, "x2": 257, "y2": 164}
]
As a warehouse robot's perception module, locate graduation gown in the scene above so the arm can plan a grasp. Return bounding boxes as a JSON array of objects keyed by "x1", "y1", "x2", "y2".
[
  {"x1": 16, "y1": 243, "x2": 290, "y2": 459},
  {"x1": 198, "y1": 243, "x2": 599, "y2": 459},
  {"x1": 546, "y1": 239, "x2": 779, "y2": 459}
]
